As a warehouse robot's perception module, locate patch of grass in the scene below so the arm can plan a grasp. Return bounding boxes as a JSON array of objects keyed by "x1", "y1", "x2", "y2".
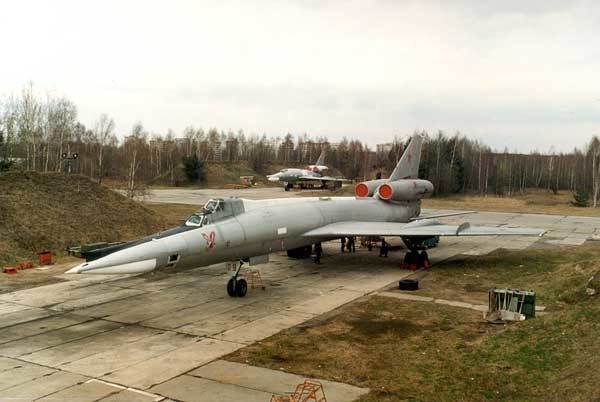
[
  {"x1": 226, "y1": 246, "x2": 600, "y2": 402},
  {"x1": 142, "y1": 202, "x2": 198, "y2": 227},
  {"x1": 423, "y1": 190, "x2": 600, "y2": 217},
  {"x1": 425, "y1": 245, "x2": 600, "y2": 307}
]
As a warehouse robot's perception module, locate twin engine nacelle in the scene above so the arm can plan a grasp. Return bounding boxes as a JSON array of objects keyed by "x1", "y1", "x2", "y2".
[
  {"x1": 355, "y1": 179, "x2": 434, "y2": 201},
  {"x1": 355, "y1": 179, "x2": 388, "y2": 198},
  {"x1": 306, "y1": 165, "x2": 327, "y2": 173}
]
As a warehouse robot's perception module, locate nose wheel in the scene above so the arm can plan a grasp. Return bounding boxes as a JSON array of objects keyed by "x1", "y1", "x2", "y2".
[
  {"x1": 227, "y1": 260, "x2": 248, "y2": 297},
  {"x1": 227, "y1": 278, "x2": 248, "y2": 297}
]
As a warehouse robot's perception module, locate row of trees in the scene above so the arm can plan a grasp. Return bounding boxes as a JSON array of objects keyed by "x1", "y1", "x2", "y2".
[{"x1": 1, "y1": 84, "x2": 599, "y2": 202}]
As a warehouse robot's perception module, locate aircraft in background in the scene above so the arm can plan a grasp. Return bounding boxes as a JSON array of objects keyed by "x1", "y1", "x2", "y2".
[
  {"x1": 266, "y1": 149, "x2": 349, "y2": 191},
  {"x1": 67, "y1": 135, "x2": 545, "y2": 298}
]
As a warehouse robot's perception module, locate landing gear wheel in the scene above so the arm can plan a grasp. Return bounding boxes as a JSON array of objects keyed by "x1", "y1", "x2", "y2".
[
  {"x1": 227, "y1": 278, "x2": 237, "y2": 297},
  {"x1": 419, "y1": 251, "x2": 430, "y2": 268},
  {"x1": 404, "y1": 251, "x2": 418, "y2": 265},
  {"x1": 235, "y1": 279, "x2": 248, "y2": 297}
]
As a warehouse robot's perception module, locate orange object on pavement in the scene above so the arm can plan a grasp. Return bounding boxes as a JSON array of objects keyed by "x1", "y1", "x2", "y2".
[
  {"x1": 271, "y1": 380, "x2": 327, "y2": 402},
  {"x1": 3, "y1": 267, "x2": 17, "y2": 274}
]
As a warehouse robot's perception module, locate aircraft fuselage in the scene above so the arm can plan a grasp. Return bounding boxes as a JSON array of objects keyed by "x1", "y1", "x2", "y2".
[{"x1": 68, "y1": 196, "x2": 420, "y2": 275}]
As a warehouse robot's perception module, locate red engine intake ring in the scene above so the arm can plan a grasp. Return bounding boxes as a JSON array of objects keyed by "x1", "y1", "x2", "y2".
[
  {"x1": 378, "y1": 183, "x2": 393, "y2": 200},
  {"x1": 355, "y1": 183, "x2": 369, "y2": 198}
]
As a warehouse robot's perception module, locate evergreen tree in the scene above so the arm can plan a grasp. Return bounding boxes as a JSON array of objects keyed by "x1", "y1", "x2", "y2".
[
  {"x1": 182, "y1": 154, "x2": 205, "y2": 183},
  {"x1": 572, "y1": 189, "x2": 589, "y2": 207}
]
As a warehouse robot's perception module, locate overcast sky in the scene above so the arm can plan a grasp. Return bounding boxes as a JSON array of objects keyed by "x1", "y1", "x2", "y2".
[{"x1": 1, "y1": 0, "x2": 599, "y2": 152}]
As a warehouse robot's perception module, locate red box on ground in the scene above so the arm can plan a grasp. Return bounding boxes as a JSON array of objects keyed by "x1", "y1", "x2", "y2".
[{"x1": 37, "y1": 251, "x2": 53, "y2": 266}]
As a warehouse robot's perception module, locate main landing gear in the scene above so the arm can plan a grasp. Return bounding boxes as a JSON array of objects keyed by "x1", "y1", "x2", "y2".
[
  {"x1": 227, "y1": 260, "x2": 248, "y2": 297},
  {"x1": 400, "y1": 236, "x2": 437, "y2": 269},
  {"x1": 403, "y1": 249, "x2": 430, "y2": 269}
]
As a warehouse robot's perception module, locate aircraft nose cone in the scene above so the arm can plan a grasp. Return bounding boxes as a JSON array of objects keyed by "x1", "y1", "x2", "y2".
[
  {"x1": 65, "y1": 265, "x2": 82, "y2": 274},
  {"x1": 66, "y1": 239, "x2": 167, "y2": 275}
]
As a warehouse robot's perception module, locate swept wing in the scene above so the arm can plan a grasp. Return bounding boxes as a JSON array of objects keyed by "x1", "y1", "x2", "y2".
[{"x1": 302, "y1": 220, "x2": 545, "y2": 238}]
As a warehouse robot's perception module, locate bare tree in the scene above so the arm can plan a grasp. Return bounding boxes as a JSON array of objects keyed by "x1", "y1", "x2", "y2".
[
  {"x1": 124, "y1": 122, "x2": 148, "y2": 198},
  {"x1": 93, "y1": 114, "x2": 115, "y2": 184}
]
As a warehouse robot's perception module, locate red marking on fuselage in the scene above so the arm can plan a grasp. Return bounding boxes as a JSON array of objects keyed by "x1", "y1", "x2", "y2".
[{"x1": 202, "y1": 231, "x2": 216, "y2": 249}]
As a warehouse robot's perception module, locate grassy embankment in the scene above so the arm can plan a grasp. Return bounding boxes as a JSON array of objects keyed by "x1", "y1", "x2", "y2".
[
  {"x1": 0, "y1": 171, "x2": 167, "y2": 266},
  {"x1": 227, "y1": 245, "x2": 600, "y2": 402}
]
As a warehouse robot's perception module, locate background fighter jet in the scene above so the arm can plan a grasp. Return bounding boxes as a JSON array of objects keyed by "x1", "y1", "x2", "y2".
[
  {"x1": 266, "y1": 149, "x2": 349, "y2": 191},
  {"x1": 68, "y1": 135, "x2": 544, "y2": 298}
]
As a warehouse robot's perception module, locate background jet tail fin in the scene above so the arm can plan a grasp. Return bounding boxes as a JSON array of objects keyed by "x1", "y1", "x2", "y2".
[
  {"x1": 315, "y1": 149, "x2": 326, "y2": 165},
  {"x1": 389, "y1": 134, "x2": 423, "y2": 181}
]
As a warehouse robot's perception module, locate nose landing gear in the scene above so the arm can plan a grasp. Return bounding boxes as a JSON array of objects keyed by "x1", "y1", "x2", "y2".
[{"x1": 227, "y1": 260, "x2": 248, "y2": 297}]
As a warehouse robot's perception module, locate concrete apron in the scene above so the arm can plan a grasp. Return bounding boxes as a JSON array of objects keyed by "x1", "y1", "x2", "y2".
[{"x1": 0, "y1": 244, "x2": 405, "y2": 402}]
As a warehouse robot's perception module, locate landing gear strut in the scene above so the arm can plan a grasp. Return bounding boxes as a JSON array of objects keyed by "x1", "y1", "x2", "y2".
[
  {"x1": 403, "y1": 250, "x2": 430, "y2": 269},
  {"x1": 227, "y1": 260, "x2": 248, "y2": 297}
]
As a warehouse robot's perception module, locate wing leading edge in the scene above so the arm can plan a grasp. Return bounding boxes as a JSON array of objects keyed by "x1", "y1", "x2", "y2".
[
  {"x1": 299, "y1": 175, "x2": 350, "y2": 182},
  {"x1": 302, "y1": 221, "x2": 545, "y2": 238}
]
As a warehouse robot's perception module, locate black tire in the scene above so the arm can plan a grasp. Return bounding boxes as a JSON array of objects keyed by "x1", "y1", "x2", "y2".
[
  {"x1": 404, "y1": 251, "x2": 418, "y2": 265},
  {"x1": 399, "y1": 279, "x2": 419, "y2": 291},
  {"x1": 227, "y1": 278, "x2": 237, "y2": 297},
  {"x1": 235, "y1": 279, "x2": 248, "y2": 297}
]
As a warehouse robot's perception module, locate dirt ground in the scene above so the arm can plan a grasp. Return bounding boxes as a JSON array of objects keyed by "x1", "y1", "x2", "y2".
[{"x1": 0, "y1": 256, "x2": 81, "y2": 294}]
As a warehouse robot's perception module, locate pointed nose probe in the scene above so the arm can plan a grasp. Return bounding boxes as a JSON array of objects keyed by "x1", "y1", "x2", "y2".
[{"x1": 66, "y1": 238, "x2": 168, "y2": 274}]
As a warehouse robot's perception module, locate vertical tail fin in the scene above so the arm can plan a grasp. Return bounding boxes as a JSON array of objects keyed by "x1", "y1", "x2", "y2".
[
  {"x1": 389, "y1": 135, "x2": 423, "y2": 181},
  {"x1": 315, "y1": 149, "x2": 326, "y2": 165}
]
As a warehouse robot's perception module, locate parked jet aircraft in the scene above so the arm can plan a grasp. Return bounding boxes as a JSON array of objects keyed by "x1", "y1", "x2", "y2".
[
  {"x1": 267, "y1": 149, "x2": 349, "y2": 190},
  {"x1": 67, "y1": 135, "x2": 544, "y2": 298}
]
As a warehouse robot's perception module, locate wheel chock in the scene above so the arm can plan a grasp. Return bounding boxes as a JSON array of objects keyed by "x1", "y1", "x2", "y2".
[{"x1": 3, "y1": 267, "x2": 18, "y2": 275}]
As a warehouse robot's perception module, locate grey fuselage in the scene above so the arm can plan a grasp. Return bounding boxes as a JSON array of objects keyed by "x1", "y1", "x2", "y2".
[{"x1": 72, "y1": 197, "x2": 420, "y2": 275}]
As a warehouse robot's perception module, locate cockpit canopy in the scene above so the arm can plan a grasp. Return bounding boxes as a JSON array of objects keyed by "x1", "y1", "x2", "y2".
[{"x1": 185, "y1": 197, "x2": 245, "y2": 227}]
